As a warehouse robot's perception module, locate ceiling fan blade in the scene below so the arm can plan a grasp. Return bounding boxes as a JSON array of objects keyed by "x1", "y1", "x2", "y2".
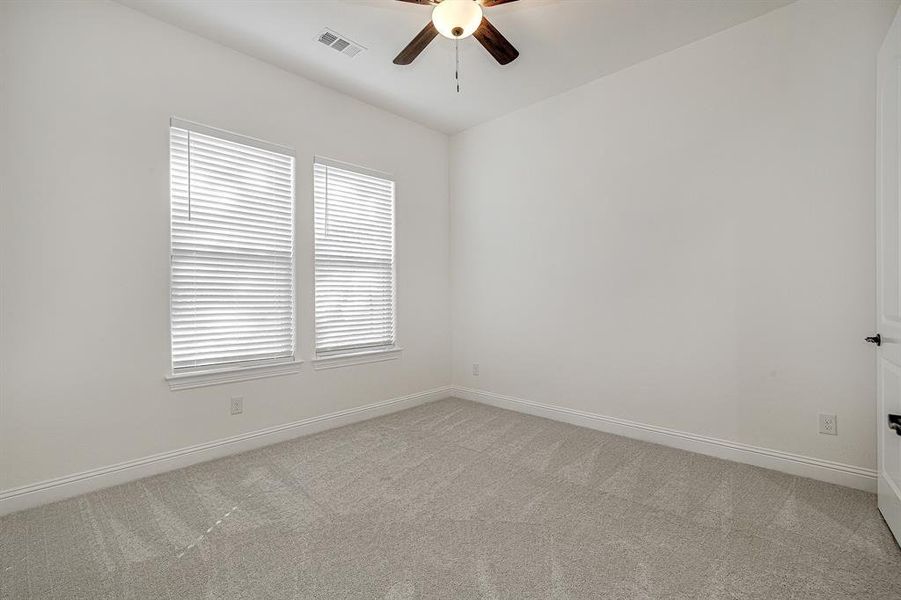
[
  {"x1": 395, "y1": 0, "x2": 436, "y2": 4},
  {"x1": 393, "y1": 21, "x2": 439, "y2": 65},
  {"x1": 473, "y1": 17, "x2": 519, "y2": 65},
  {"x1": 480, "y1": 0, "x2": 519, "y2": 6}
]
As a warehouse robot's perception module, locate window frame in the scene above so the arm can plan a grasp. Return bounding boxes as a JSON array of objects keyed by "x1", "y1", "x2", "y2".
[
  {"x1": 311, "y1": 156, "x2": 401, "y2": 368},
  {"x1": 165, "y1": 117, "x2": 301, "y2": 390}
]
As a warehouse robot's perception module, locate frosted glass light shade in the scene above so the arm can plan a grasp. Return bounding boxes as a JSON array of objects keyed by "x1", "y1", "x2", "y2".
[{"x1": 432, "y1": 0, "x2": 483, "y2": 39}]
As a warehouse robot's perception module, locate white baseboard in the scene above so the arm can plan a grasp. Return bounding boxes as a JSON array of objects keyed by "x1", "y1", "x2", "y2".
[
  {"x1": 452, "y1": 386, "x2": 877, "y2": 493},
  {"x1": 0, "y1": 386, "x2": 452, "y2": 516},
  {"x1": 2, "y1": 384, "x2": 876, "y2": 516}
]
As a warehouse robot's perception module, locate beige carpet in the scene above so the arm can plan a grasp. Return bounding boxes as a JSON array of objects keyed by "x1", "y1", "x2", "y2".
[{"x1": 1, "y1": 397, "x2": 900, "y2": 599}]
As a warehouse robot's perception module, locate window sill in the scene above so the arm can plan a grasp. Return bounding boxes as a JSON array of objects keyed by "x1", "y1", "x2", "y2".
[
  {"x1": 166, "y1": 359, "x2": 303, "y2": 391},
  {"x1": 312, "y1": 347, "x2": 403, "y2": 370}
]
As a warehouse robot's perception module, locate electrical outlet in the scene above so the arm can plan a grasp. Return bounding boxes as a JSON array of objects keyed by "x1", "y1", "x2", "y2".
[
  {"x1": 818, "y1": 413, "x2": 837, "y2": 435},
  {"x1": 230, "y1": 397, "x2": 244, "y2": 416},
  {"x1": 472, "y1": 363, "x2": 480, "y2": 376}
]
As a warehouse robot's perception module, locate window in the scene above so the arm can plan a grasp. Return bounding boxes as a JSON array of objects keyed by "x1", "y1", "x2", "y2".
[
  {"x1": 314, "y1": 158, "x2": 396, "y2": 361},
  {"x1": 168, "y1": 118, "x2": 296, "y2": 383}
]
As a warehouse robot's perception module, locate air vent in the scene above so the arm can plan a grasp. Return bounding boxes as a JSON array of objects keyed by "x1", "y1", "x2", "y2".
[{"x1": 317, "y1": 29, "x2": 366, "y2": 58}]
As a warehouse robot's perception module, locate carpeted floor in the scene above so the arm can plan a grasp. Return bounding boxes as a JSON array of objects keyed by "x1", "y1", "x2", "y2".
[{"x1": 1, "y1": 397, "x2": 900, "y2": 599}]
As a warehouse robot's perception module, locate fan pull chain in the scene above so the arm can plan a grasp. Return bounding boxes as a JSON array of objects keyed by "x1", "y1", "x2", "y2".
[{"x1": 455, "y1": 38, "x2": 460, "y2": 93}]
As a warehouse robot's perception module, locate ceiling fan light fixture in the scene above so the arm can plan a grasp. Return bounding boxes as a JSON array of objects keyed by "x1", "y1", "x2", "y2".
[{"x1": 432, "y1": 0, "x2": 483, "y2": 39}]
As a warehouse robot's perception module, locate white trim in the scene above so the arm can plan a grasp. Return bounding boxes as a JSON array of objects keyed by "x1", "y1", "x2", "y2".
[
  {"x1": 452, "y1": 386, "x2": 878, "y2": 493},
  {"x1": 878, "y1": 473, "x2": 901, "y2": 545},
  {"x1": 0, "y1": 386, "x2": 452, "y2": 516},
  {"x1": 313, "y1": 155, "x2": 393, "y2": 181},
  {"x1": 170, "y1": 117, "x2": 294, "y2": 156},
  {"x1": 166, "y1": 359, "x2": 304, "y2": 391},
  {"x1": 313, "y1": 347, "x2": 403, "y2": 370}
]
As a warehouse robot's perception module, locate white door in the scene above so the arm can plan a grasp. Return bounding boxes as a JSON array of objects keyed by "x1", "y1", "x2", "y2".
[{"x1": 876, "y1": 6, "x2": 901, "y2": 544}]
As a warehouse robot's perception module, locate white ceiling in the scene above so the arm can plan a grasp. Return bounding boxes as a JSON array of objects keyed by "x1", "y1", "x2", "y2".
[{"x1": 118, "y1": 0, "x2": 794, "y2": 134}]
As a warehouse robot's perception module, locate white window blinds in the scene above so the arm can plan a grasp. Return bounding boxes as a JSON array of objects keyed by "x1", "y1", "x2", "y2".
[
  {"x1": 170, "y1": 119, "x2": 295, "y2": 372},
  {"x1": 314, "y1": 158, "x2": 396, "y2": 356}
]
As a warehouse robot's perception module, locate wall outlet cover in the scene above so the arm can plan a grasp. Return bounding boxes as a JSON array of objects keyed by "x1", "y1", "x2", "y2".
[
  {"x1": 472, "y1": 363, "x2": 480, "y2": 376},
  {"x1": 818, "y1": 413, "x2": 837, "y2": 435},
  {"x1": 230, "y1": 397, "x2": 244, "y2": 415}
]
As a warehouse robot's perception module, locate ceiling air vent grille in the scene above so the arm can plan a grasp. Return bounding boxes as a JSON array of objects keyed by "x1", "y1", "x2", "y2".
[{"x1": 317, "y1": 29, "x2": 365, "y2": 58}]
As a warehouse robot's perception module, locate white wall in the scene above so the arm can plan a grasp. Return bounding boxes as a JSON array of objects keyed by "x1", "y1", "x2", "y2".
[
  {"x1": 2, "y1": 0, "x2": 895, "y2": 501},
  {"x1": 0, "y1": 1, "x2": 450, "y2": 493},
  {"x1": 450, "y1": 0, "x2": 897, "y2": 472}
]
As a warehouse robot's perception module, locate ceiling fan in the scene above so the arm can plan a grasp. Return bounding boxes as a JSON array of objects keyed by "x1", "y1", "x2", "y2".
[{"x1": 393, "y1": 0, "x2": 520, "y2": 66}]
